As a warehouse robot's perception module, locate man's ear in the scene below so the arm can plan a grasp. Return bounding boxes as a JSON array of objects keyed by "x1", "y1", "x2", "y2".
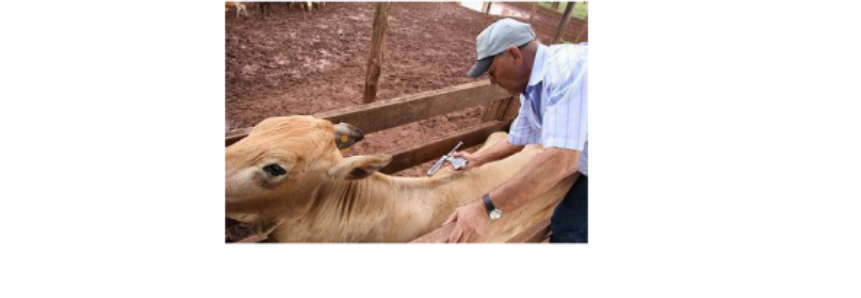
[
  {"x1": 508, "y1": 46, "x2": 522, "y2": 65},
  {"x1": 328, "y1": 154, "x2": 392, "y2": 180}
]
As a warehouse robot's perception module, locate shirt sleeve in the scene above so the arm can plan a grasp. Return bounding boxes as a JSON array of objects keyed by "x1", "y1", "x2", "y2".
[
  {"x1": 542, "y1": 62, "x2": 588, "y2": 151},
  {"x1": 507, "y1": 94, "x2": 541, "y2": 146}
]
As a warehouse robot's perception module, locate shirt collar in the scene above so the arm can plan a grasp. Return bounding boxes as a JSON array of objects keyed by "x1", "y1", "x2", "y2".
[{"x1": 526, "y1": 44, "x2": 549, "y2": 90}]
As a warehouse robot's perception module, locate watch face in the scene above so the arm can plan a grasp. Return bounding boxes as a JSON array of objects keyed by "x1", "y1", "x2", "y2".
[{"x1": 489, "y1": 209, "x2": 503, "y2": 220}]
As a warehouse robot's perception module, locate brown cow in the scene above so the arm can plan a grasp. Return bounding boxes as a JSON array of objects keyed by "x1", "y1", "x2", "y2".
[{"x1": 225, "y1": 116, "x2": 574, "y2": 242}]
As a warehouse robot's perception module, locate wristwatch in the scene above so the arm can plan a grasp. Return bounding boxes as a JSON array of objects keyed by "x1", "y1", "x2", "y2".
[{"x1": 482, "y1": 193, "x2": 503, "y2": 220}]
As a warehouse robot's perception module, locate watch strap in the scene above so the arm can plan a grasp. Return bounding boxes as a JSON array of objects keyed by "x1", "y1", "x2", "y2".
[{"x1": 482, "y1": 193, "x2": 495, "y2": 213}]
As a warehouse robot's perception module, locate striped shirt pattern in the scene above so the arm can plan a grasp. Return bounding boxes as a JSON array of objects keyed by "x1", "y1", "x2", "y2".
[{"x1": 508, "y1": 43, "x2": 588, "y2": 176}]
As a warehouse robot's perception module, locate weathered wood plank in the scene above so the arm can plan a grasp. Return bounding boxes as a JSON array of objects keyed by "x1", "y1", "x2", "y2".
[
  {"x1": 487, "y1": 96, "x2": 519, "y2": 133},
  {"x1": 226, "y1": 127, "x2": 252, "y2": 147},
  {"x1": 480, "y1": 99, "x2": 503, "y2": 122},
  {"x1": 480, "y1": 101, "x2": 494, "y2": 121},
  {"x1": 380, "y1": 120, "x2": 509, "y2": 174},
  {"x1": 501, "y1": 95, "x2": 521, "y2": 122},
  {"x1": 225, "y1": 81, "x2": 510, "y2": 147},
  {"x1": 317, "y1": 80, "x2": 509, "y2": 134},
  {"x1": 575, "y1": 16, "x2": 588, "y2": 43},
  {"x1": 529, "y1": 3, "x2": 537, "y2": 24}
]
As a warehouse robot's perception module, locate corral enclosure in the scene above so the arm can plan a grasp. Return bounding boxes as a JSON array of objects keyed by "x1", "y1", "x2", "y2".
[{"x1": 226, "y1": 2, "x2": 588, "y2": 177}]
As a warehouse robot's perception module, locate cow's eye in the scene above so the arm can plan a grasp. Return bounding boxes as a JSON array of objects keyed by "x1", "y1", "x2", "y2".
[{"x1": 262, "y1": 164, "x2": 287, "y2": 176}]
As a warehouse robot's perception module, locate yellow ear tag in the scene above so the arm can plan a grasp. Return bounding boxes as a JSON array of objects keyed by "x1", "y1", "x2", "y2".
[{"x1": 339, "y1": 135, "x2": 351, "y2": 153}]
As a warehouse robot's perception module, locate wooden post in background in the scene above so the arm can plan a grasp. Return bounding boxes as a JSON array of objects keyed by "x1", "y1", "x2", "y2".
[
  {"x1": 529, "y1": 3, "x2": 537, "y2": 24},
  {"x1": 575, "y1": 16, "x2": 588, "y2": 43},
  {"x1": 551, "y1": 2, "x2": 575, "y2": 44},
  {"x1": 483, "y1": 2, "x2": 492, "y2": 15},
  {"x1": 363, "y1": 2, "x2": 392, "y2": 104}
]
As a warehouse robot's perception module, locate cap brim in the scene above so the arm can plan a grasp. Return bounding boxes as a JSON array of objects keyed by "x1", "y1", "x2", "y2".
[{"x1": 467, "y1": 58, "x2": 493, "y2": 78}]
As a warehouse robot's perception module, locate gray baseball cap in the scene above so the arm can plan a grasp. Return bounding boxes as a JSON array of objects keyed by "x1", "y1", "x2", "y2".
[{"x1": 467, "y1": 18, "x2": 536, "y2": 78}]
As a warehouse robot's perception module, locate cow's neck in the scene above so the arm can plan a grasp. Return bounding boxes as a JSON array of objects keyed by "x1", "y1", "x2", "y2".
[
  {"x1": 266, "y1": 148, "x2": 538, "y2": 242},
  {"x1": 262, "y1": 171, "x2": 453, "y2": 242}
]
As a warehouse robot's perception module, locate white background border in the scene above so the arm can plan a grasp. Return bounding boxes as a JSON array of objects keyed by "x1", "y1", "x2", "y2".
[{"x1": 1, "y1": 1, "x2": 859, "y2": 297}]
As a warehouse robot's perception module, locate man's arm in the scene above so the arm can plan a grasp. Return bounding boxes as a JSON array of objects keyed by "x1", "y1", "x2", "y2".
[
  {"x1": 490, "y1": 147, "x2": 580, "y2": 213},
  {"x1": 443, "y1": 147, "x2": 580, "y2": 243},
  {"x1": 453, "y1": 138, "x2": 524, "y2": 170}
]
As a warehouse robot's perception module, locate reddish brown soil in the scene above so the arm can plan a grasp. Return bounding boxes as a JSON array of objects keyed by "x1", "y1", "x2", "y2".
[
  {"x1": 503, "y1": 2, "x2": 588, "y2": 43},
  {"x1": 225, "y1": 2, "x2": 586, "y2": 242}
]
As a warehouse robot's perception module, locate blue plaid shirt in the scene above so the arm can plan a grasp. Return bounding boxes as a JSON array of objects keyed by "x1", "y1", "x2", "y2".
[{"x1": 508, "y1": 43, "x2": 588, "y2": 176}]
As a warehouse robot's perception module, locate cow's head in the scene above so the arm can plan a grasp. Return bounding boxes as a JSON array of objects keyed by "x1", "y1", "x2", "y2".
[{"x1": 225, "y1": 116, "x2": 391, "y2": 209}]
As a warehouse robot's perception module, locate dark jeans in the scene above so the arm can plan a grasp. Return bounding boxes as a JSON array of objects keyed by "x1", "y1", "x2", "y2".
[{"x1": 550, "y1": 175, "x2": 588, "y2": 243}]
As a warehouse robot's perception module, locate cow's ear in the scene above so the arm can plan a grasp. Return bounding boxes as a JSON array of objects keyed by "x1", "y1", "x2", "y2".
[
  {"x1": 329, "y1": 154, "x2": 392, "y2": 180},
  {"x1": 334, "y1": 122, "x2": 364, "y2": 152}
]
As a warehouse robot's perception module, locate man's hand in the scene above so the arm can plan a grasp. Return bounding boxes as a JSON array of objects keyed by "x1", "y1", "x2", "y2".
[
  {"x1": 451, "y1": 152, "x2": 482, "y2": 171},
  {"x1": 442, "y1": 201, "x2": 491, "y2": 243}
]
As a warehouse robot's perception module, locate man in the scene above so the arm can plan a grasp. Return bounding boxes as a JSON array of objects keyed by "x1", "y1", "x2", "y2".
[{"x1": 442, "y1": 18, "x2": 588, "y2": 243}]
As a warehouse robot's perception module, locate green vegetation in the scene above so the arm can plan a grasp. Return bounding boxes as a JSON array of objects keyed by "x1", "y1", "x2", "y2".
[{"x1": 538, "y1": 2, "x2": 588, "y2": 19}]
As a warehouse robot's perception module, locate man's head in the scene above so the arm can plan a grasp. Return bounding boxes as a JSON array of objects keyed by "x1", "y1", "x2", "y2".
[{"x1": 467, "y1": 18, "x2": 537, "y2": 95}]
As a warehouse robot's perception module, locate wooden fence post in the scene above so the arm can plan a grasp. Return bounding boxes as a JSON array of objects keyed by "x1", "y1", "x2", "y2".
[
  {"x1": 483, "y1": 2, "x2": 492, "y2": 15},
  {"x1": 575, "y1": 16, "x2": 588, "y2": 43},
  {"x1": 363, "y1": 2, "x2": 392, "y2": 104},
  {"x1": 529, "y1": 3, "x2": 537, "y2": 24},
  {"x1": 551, "y1": 2, "x2": 575, "y2": 44}
]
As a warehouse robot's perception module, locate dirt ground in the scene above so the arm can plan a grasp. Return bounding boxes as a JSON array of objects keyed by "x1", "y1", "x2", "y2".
[{"x1": 225, "y1": 2, "x2": 587, "y2": 241}]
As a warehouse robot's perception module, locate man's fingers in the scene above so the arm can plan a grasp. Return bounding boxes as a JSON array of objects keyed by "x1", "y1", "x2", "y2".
[
  {"x1": 463, "y1": 231, "x2": 474, "y2": 243},
  {"x1": 447, "y1": 227, "x2": 462, "y2": 243},
  {"x1": 469, "y1": 230, "x2": 482, "y2": 243},
  {"x1": 458, "y1": 230, "x2": 472, "y2": 243},
  {"x1": 442, "y1": 211, "x2": 458, "y2": 226}
]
